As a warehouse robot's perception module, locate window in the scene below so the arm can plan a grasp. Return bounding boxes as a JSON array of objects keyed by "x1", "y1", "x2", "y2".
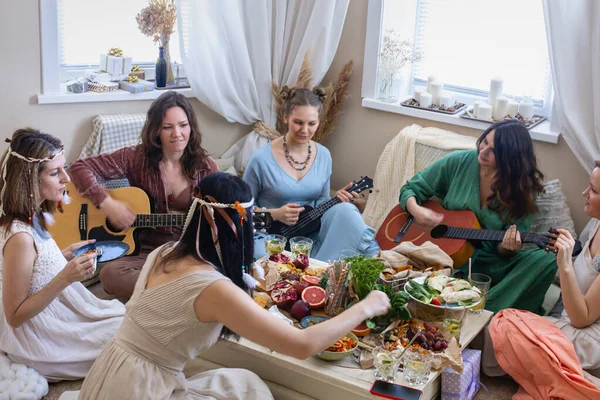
[
  {"x1": 57, "y1": 0, "x2": 182, "y2": 77},
  {"x1": 363, "y1": 0, "x2": 553, "y2": 118}
]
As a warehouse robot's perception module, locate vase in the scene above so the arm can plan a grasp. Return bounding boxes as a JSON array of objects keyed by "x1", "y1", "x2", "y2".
[
  {"x1": 377, "y1": 75, "x2": 401, "y2": 103},
  {"x1": 155, "y1": 46, "x2": 167, "y2": 88},
  {"x1": 160, "y1": 34, "x2": 175, "y2": 85}
]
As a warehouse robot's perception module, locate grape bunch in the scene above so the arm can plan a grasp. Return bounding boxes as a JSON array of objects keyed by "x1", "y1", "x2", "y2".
[{"x1": 405, "y1": 322, "x2": 448, "y2": 352}]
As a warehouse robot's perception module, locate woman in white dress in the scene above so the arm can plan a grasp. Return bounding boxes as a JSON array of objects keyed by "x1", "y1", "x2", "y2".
[
  {"x1": 72, "y1": 172, "x2": 391, "y2": 399},
  {"x1": 0, "y1": 129, "x2": 125, "y2": 381}
]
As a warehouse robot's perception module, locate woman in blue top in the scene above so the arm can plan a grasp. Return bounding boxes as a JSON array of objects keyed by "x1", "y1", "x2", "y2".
[{"x1": 243, "y1": 87, "x2": 380, "y2": 262}]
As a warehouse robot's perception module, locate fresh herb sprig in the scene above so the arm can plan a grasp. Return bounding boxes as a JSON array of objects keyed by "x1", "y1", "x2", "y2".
[{"x1": 348, "y1": 255, "x2": 385, "y2": 300}]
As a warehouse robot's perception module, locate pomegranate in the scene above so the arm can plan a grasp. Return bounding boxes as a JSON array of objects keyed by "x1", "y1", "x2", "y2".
[
  {"x1": 301, "y1": 275, "x2": 321, "y2": 286},
  {"x1": 293, "y1": 253, "x2": 310, "y2": 270},
  {"x1": 290, "y1": 300, "x2": 311, "y2": 321},
  {"x1": 301, "y1": 286, "x2": 327, "y2": 309},
  {"x1": 269, "y1": 253, "x2": 290, "y2": 264},
  {"x1": 293, "y1": 281, "x2": 310, "y2": 297},
  {"x1": 270, "y1": 281, "x2": 298, "y2": 310}
]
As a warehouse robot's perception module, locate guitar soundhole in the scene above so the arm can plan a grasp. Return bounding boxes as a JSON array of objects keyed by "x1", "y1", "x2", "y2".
[
  {"x1": 430, "y1": 225, "x2": 448, "y2": 239},
  {"x1": 105, "y1": 219, "x2": 121, "y2": 233}
]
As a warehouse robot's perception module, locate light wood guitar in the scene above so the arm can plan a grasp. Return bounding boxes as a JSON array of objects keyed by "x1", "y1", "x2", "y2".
[
  {"x1": 50, "y1": 182, "x2": 273, "y2": 256},
  {"x1": 375, "y1": 200, "x2": 581, "y2": 267}
]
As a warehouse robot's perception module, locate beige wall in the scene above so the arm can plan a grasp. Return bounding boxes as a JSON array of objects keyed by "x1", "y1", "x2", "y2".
[
  {"x1": 0, "y1": 0, "x2": 589, "y2": 232},
  {"x1": 322, "y1": 0, "x2": 589, "y2": 232},
  {"x1": 0, "y1": 1, "x2": 248, "y2": 163}
]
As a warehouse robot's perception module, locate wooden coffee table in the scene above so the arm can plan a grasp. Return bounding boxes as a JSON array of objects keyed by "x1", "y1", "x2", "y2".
[{"x1": 189, "y1": 254, "x2": 494, "y2": 399}]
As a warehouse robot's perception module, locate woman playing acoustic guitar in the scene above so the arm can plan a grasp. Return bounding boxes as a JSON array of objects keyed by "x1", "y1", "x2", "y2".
[
  {"x1": 70, "y1": 91, "x2": 218, "y2": 300},
  {"x1": 243, "y1": 87, "x2": 380, "y2": 262},
  {"x1": 399, "y1": 119, "x2": 557, "y2": 314}
]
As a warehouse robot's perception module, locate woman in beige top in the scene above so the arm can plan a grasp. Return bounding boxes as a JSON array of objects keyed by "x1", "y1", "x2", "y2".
[{"x1": 67, "y1": 172, "x2": 391, "y2": 399}]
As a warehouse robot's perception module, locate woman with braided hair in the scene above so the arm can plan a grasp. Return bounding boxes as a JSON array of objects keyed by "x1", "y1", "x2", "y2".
[
  {"x1": 243, "y1": 86, "x2": 380, "y2": 261},
  {"x1": 0, "y1": 128, "x2": 124, "y2": 381},
  {"x1": 74, "y1": 172, "x2": 391, "y2": 399}
]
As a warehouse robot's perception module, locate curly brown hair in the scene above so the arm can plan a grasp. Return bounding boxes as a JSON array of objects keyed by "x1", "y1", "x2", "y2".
[
  {"x1": 140, "y1": 91, "x2": 210, "y2": 179},
  {"x1": 280, "y1": 86, "x2": 327, "y2": 117},
  {"x1": 477, "y1": 120, "x2": 545, "y2": 223},
  {"x1": 0, "y1": 128, "x2": 64, "y2": 231}
]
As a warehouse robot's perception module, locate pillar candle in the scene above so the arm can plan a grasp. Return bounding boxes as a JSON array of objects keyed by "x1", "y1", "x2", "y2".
[
  {"x1": 419, "y1": 92, "x2": 433, "y2": 108},
  {"x1": 519, "y1": 97, "x2": 534, "y2": 119},
  {"x1": 439, "y1": 91, "x2": 453, "y2": 108},
  {"x1": 506, "y1": 100, "x2": 519, "y2": 117},
  {"x1": 473, "y1": 100, "x2": 485, "y2": 117},
  {"x1": 429, "y1": 81, "x2": 444, "y2": 104},
  {"x1": 488, "y1": 76, "x2": 504, "y2": 106},
  {"x1": 413, "y1": 86, "x2": 426, "y2": 103},
  {"x1": 493, "y1": 96, "x2": 509, "y2": 120},
  {"x1": 426, "y1": 75, "x2": 438, "y2": 93},
  {"x1": 478, "y1": 103, "x2": 493, "y2": 121}
]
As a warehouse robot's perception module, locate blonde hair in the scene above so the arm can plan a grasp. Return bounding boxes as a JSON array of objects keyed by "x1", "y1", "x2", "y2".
[{"x1": 0, "y1": 128, "x2": 64, "y2": 230}]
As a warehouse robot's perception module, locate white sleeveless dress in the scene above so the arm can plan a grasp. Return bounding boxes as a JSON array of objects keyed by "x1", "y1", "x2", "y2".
[
  {"x1": 548, "y1": 218, "x2": 600, "y2": 377},
  {"x1": 0, "y1": 221, "x2": 125, "y2": 381}
]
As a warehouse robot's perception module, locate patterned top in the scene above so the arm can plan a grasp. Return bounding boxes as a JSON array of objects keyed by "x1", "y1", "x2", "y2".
[{"x1": 0, "y1": 221, "x2": 67, "y2": 295}]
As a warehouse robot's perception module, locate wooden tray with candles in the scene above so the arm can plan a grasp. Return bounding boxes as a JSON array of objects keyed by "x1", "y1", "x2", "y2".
[
  {"x1": 460, "y1": 108, "x2": 547, "y2": 130},
  {"x1": 400, "y1": 97, "x2": 468, "y2": 115}
]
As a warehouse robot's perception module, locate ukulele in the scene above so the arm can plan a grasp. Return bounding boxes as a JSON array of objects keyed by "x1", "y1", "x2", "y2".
[
  {"x1": 267, "y1": 176, "x2": 374, "y2": 239},
  {"x1": 376, "y1": 200, "x2": 581, "y2": 267},
  {"x1": 50, "y1": 182, "x2": 273, "y2": 256}
]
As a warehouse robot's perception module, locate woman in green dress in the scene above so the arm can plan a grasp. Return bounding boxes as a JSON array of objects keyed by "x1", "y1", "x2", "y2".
[{"x1": 399, "y1": 120, "x2": 556, "y2": 314}]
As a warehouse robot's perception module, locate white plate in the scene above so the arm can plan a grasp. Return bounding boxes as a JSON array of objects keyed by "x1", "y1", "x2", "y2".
[{"x1": 404, "y1": 276, "x2": 482, "y2": 310}]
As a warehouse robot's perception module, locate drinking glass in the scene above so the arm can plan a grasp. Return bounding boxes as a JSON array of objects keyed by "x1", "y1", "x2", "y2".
[
  {"x1": 443, "y1": 306, "x2": 467, "y2": 343},
  {"x1": 402, "y1": 347, "x2": 433, "y2": 385},
  {"x1": 289, "y1": 236, "x2": 313, "y2": 259},
  {"x1": 468, "y1": 273, "x2": 492, "y2": 313},
  {"x1": 265, "y1": 234, "x2": 286, "y2": 256},
  {"x1": 339, "y1": 249, "x2": 359, "y2": 262},
  {"x1": 372, "y1": 346, "x2": 401, "y2": 382}
]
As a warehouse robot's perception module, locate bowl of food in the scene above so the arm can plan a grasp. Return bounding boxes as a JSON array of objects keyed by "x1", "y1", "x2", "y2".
[
  {"x1": 316, "y1": 332, "x2": 359, "y2": 361},
  {"x1": 403, "y1": 274, "x2": 482, "y2": 321},
  {"x1": 300, "y1": 315, "x2": 329, "y2": 329}
]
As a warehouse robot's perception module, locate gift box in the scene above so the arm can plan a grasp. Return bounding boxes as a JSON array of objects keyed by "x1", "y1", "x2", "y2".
[
  {"x1": 441, "y1": 349, "x2": 484, "y2": 400},
  {"x1": 88, "y1": 81, "x2": 119, "y2": 93},
  {"x1": 128, "y1": 70, "x2": 145, "y2": 80},
  {"x1": 66, "y1": 77, "x2": 89, "y2": 93},
  {"x1": 119, "y1": 79, "x2": 154, "y2": 94},
  {"x1": 100, "y1": 53, "x2": 132, "y2": 78},
  {"x1": 85, "y1": 69, "x2": 126, "y2": 82}
]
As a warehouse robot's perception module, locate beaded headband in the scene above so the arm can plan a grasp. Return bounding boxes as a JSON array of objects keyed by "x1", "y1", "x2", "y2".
[
  {"x1": 181, "y1": 193, "x2": 259, "y2": 289},
  {"x1": 0, "y1": 141, "x2": 66, "y2": 218}
]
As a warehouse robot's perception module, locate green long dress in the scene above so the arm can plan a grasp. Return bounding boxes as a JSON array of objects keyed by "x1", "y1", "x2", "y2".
[{"x1": 399, "y1": 150, "x2": 557, "y2": 315}]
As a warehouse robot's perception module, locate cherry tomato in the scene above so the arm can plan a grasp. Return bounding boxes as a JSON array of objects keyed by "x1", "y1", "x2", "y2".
[{"x1": 431, "y1": 298, "x2": 442, "y2": 306}]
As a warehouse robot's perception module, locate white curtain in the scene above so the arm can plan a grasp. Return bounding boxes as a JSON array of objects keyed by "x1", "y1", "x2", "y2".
[
  {"x1": 177, "y1": 0, "x2": 349, "y2": 171},
  {"x1": 543, "y1": 0, "x2": 600, "y2": 172}
]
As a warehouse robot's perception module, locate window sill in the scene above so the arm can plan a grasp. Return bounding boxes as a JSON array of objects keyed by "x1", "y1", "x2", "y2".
[
  {"x1": 37, "y1": 86, "x2": 194, "y2": 105},
  {"x1": 362, "y1": 97, "x2": 560, "y2": 144}
]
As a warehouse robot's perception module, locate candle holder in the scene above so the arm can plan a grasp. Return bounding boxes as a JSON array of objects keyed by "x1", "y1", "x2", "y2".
[
  {"x1": 460, "y1": 108, "x2": 547, "y2": 130},
  {"x1": 401, "y1": 97, "x2": 468, "y2": 115}
]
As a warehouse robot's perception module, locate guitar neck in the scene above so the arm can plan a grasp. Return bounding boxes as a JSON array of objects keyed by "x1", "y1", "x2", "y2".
[
  {"x1": 133, "y1": 214, "x2": 185, "y2": 228},
  {"x1": 441, "y1": 226, "x2": 541, "y2": 244},
  {"x1": 306, "y1": 197, "x2": 342, "y2": 221}
]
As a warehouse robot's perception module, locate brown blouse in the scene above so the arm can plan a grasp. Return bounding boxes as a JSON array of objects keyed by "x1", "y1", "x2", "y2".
[{"x1": 69, "y1": 145, "x2": 218, "y2": 237}]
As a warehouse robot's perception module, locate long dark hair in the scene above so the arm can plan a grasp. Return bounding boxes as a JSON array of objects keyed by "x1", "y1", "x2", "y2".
[
  {"x1": 158, "y1": 172, "x2": 254, "y2": 339},
  {"x1": 140, "y1": 91, "x2": 210, "y2": 179},
  {"x1": 0, "y1": 128, "x2": 63, "y2": 231},
  {"x1": 477, "y1": 120, "x2": 545, "y2": 223}
]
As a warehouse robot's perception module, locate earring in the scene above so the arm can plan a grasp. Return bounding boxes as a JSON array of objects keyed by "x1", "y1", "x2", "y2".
[{"x1": 38, "y1": 179, "x2": 42, "y2": 184}]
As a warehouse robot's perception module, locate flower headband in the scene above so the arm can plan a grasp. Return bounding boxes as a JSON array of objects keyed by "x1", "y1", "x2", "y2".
[
  {"x1": 181, "y1": 192, "x2": 260, "y2": 289},
  {"x1": 0, "y1": 140, "x2": 67, "y2": 218}
]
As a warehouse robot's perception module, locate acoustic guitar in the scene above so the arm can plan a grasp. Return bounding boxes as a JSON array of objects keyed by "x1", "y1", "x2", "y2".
[
  {"x1": 50, "y1": 182, "x2": 273, "y2": 256},
  {"x1": 268, "y1": 176, "x2": 374, "y2": 239},
  {"x1": 375, "y1": 200, "x2": 581, "y2": 267}
]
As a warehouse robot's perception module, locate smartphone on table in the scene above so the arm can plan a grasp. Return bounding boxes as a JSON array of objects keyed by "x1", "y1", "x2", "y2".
[{"x1": 370, "y1": 380, "x2": 423, "y2": 400}]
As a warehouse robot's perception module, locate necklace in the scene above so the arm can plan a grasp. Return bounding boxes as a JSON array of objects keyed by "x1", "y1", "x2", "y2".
[{"x1": 283, "y1": 134, "x2": 312, "y2": 171}]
